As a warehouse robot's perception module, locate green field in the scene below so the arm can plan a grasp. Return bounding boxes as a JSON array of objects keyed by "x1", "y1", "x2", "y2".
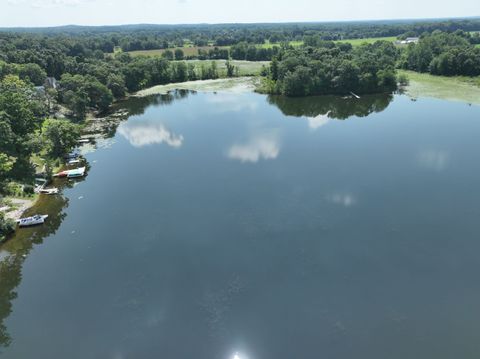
[
  {"x1": 398, "y1": 70, "x2": 480, "y2": 105},
  {"x1": 184, "y1": 59, "x2": 268, "y2": 77},
  {"x1": 335, "y1": 36, "x2": 398, "y2": 46},
  {"x1": 125, "y1": 41, "x2": 303, "y2": 57},
  {"x1": 256, "y1": 40, "x2": 303, "y2": 49},
  {"x1": 127, "y1": 46, "x2": 229, "y2": 58}
]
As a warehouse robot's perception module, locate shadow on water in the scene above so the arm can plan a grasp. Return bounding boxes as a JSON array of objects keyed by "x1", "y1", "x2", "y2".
[
  {"x1": 88, "y1": 90, "x2": 195, "y2": 140},
  {"x1": 118, "y1": 89, "x2": 194, "y2": 118},
  {"x1": 0, "y1": 176, "x2": 84, "y2": 349},
  {"x1": 267, "y1": 93, "x2": 393, "y2": 120}
]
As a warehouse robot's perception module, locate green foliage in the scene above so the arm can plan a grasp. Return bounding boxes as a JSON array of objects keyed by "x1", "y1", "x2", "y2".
[
  {"x1": 397, "y1": 73, "x2": 409, "y2": 86},
  {"x1": 225, "y1": 60, "x2": 235, "y2": 77},
  {"x1": 162, "y1": 50, "x2": 174, "y2": 60},
  {"x1": 0, "y1": 75, "x2": 46, "y2": 183},
  {"x1": 0, "y1": 212, "x2": 15, "y2": 243},
  {"x1": 42, "y1": 118, "x2": 81, "y2": 158},
  {"x1": 17, "y1": 63, "x2": 47, "y2": 86},
  {"x1": 59, "y1": 73, "x2": 113, "y2": 118},
  {"x1": 174, "y1": 49, "x2": 184, "y2": 60},
  {"x1": 268, "y1": 40, "x2": 399, "y2": 97},
  {"x1": 403, "y1": 31, "x2": 480, "y2": 76},
  {"x1": 0, "y1": 154, "x2": 15, "y2": 182}
]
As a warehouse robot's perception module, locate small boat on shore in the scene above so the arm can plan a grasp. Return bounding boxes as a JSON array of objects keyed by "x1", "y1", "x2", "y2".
[
  {"x1": 39, "y1": 188, "x2": 59, "y2": 195},
  {"x1": 68, "y1": 159, "x2": 82, "y2": 165},
  {"x1": 17, "y1": 214, "x2": 48, "y2": 227},
  {"x1": 54, "y1": 167, "x2": 86, "y2": 178},
  {"x1": 64, "y1": 153, "x2": 79, "y2": 160}
]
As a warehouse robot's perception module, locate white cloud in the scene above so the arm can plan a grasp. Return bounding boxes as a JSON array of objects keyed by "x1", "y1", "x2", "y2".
[
  {"x1": 227, "y1": 133, "x2": 280, "y2": 163},
  {"x1": 118, "y1": 120, "x2": 183, "y2": 148},
  {"x1": 417, "y1": 150, "x2": 449, "y2": 171}
]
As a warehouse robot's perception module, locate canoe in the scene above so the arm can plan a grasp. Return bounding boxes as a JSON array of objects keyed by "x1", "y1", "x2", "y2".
[{"x1": 17, "y1": 214, "x2": 48, "y2": 227}]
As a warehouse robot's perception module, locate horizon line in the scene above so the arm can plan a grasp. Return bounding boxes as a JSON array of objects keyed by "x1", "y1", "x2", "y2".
[{"x1": 1, "y1": 15, "x2": 479, "y2": 30}]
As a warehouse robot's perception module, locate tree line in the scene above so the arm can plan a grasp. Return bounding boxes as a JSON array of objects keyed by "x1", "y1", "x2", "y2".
[{"x1": 400, "y1": 30, "x2": 480, "y2": 76}]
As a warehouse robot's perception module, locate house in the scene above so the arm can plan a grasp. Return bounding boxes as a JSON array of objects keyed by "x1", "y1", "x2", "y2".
[
  {"x1": 44, "y1": 77, "x2": 58, "y2": 89},
  {"x1": 397, "y1": 37, "x2": 420, "y2": 45}
]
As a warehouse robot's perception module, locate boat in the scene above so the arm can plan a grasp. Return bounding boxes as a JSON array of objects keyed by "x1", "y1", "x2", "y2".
[
  {"x1": 17, "y1": 214, "x2": 48, "y2": 227},
  {"x1": 54, "y1": 167, "x2": 86, "y2": 178},
  {"x1": 39, "y1": 188, "x2": 59, "y2": 195},
  {"x1": 68, "y1": 159, "x2": 82, "y2": 165},
  {"x1": 67, "y1": 167, "x2": 86, "y2": 178},
  {"x1": 77, "y1": 139, "x2": 90, "y2": 144},
  {"x1": 64, "y1": 153, "x2": 79, "y2": 160}
]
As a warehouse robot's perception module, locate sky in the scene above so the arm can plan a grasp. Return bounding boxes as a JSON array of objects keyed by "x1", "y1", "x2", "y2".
[{"x1": 1, "y1": 0, "x2": 479, "y2": 27}]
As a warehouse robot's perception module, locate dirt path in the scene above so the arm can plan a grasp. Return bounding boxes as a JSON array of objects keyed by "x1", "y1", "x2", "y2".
[{"x1": 1, "y1": 198, "x2": 34, "y2": 221}]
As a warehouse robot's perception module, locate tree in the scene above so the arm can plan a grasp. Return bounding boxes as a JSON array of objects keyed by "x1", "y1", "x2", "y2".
[
  {"x1": 18, "y1": 63, "x2": 47, "y2": 86},
  {"x1": 225, "y1": 60, "x2": 235, "y2": 77},
  {"x1": 42, "y1": 119, "x2": 81, "y2": 158},
  {"x1": 174, "y1": 49, "x2": 184, "y2": 60},
  {"x1": 162, "y1": 50, "x2": 174, "y2": 60},
  {"x1": 63, "y1": 89, "x2": 88, "y2": 120},
  {"x1": 0, "y1": 76, "x2": 44, "y2": 157},
  {"x1": 0, "y1": 153, "x2": 15, "y2": 182},
  {"x1": 0, "y1": 212, "x2": 15, "y2": 242}
]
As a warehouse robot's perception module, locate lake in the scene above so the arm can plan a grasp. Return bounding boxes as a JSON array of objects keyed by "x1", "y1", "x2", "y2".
[{"x1": 2, "y1": 89, "x2": 480, "y2": 359}]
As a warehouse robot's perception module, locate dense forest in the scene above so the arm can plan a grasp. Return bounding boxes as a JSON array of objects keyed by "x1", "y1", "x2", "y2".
[
  {"x1": 261, "y1": 41, "x2": 399, "y2": 96},
  {"x1": 401, "y1": 30, "x2": 480, "y2": 76}
]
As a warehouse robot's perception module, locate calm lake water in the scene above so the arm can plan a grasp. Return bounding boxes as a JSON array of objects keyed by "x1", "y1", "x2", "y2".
[{"x1": 2, "y1": 89, "x2": 480, "y2": 359}]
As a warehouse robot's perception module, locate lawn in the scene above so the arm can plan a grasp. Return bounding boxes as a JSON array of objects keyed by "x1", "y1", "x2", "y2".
[
  {"x1": 398, "y1": 70, "x2": 480, "y2": 105},
  {"x1": 335, "y1": 36, "x2": 398, "y2": 46}
]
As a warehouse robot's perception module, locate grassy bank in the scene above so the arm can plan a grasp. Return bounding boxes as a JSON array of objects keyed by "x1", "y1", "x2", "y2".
[
  {"x1": 398, "y1": 70, "x2": 480, "y2": 105},
  {"x1": 134, "y1": 77, "x2": 260, "y2": 97}
]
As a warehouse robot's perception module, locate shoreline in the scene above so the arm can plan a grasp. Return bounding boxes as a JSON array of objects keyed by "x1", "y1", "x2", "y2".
[{"x1": 133, "y1": 76, "x2": 260, "y2": 97}]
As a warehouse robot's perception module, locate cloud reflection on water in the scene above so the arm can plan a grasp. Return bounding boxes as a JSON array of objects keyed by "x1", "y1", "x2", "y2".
[
  {"x1": 305, "y1": 112, "x2": 331, "y2": 130},
  {"x1": 327, "y1": 193, "x2": 356, "y2": 207},
  {"x1": 118, "y1": 120, "x2": 183, "y2": 148},
  {"x1": 206, "y1": 93, "x2": 259, "y2": 112},
  {"x1": 228, "y1": 132, "x2": 280, "y2": 163},
  {"x1": 417, "y1": 149, "x2": 449, "y2": 171}
]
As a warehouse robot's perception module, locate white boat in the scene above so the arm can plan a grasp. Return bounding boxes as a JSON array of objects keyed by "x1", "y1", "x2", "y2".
[
  {"x1": 54, "y1": 167, "x2": 86, "y2": 178},
  {"x1": 68, "y1": 159, "x2": 81, "y2": 165},
  {"x1": 39, "y1": 188, "x2": 59, "y2": 195},
  {"x1": 16, "y1": 214, "x2": 48, "y2": 227},
  {"x1": 67, "y1": 167, "x2": 86, "y2": 178}
]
